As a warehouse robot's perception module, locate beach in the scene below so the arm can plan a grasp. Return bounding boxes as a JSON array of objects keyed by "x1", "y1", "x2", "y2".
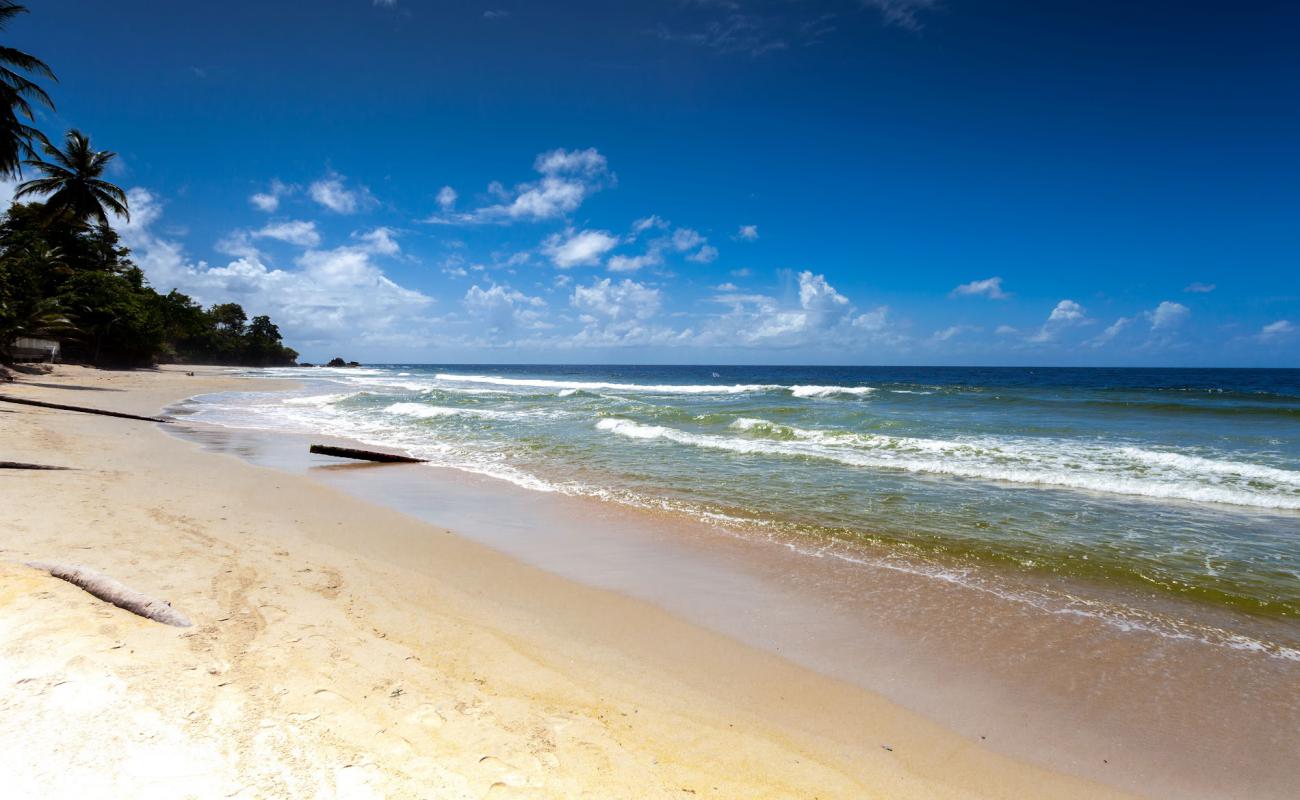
[
  {"x1": 0, "y1": 364, "x2": 1138, "y2": 799},
  {"x1": 2, "y1": 365, "x2": 1297, "y2": 799}
]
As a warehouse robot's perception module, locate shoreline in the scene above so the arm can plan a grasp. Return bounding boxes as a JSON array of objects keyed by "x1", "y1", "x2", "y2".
[
  {"x1": 1, "y1": 365, "x2": 1292, "y2": 797},
  {"x1": 170, "y1": 385, "x2": 1300, "y2": 800}
]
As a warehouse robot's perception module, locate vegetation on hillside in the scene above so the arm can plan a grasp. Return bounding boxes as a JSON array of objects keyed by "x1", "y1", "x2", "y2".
[{"x1": 0, "y1": 2, "x2": 297, "y2": 367}]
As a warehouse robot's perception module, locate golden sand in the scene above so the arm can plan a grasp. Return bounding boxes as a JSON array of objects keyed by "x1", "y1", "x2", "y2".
[{"x1": 0, "y1": 365, "x2": 1128, "y2": 799}]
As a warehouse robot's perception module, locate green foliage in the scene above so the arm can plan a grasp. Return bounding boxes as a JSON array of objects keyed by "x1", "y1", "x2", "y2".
[
  {"x1": 0, "y1": 2, "x2": 55, "y2": 178},
  {"x1": 0, "y1": 5, "x2": 296, "y2": 368},
  {"x1": 0, "y1": 201, "x2": 298, "y2": 367},
  {"x1": 17, "y1": 129, "x2": 130, "y2": 227}
]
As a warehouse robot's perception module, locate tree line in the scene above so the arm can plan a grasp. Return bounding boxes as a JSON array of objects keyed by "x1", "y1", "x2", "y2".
[{"x1": 0, "y1": 2, "x2": 297, "y2": 367}]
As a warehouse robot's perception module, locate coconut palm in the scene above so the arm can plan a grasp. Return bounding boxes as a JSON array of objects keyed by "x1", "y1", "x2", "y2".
[
  {"x1": 15, "y1": 129, "x2": 129, "y2": 227},
  {"x1": 0, "y1": 2, "x2": 55, "y2": 178}
]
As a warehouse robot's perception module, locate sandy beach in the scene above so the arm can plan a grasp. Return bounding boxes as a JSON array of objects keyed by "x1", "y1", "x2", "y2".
[{"x1": 0, "y1": 365, "x2": 1147, "y2": 799}]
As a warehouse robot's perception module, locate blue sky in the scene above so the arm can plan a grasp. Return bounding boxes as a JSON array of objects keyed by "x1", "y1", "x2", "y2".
[{"x1": 9, "y1": 0, "x2": 1298, "y2": 365}]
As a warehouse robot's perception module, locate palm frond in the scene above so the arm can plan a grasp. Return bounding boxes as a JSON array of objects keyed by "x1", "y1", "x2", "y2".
[{"x1": 0, "y1": 45, "x2": 55, "y2": 81}]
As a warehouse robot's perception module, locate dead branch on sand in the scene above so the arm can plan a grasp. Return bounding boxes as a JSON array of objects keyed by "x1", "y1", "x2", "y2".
[
  {"x1": 0, "y1": 395, "x2": 171, "y2": 423},
  {"x1": 26, "y1": 562, "x2": 192, "y2": 627}
]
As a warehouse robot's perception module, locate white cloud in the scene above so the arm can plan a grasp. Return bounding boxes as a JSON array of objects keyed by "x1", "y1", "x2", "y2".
[
  {"x1": 308, "y1": 171, "x2": 375, "y2": 214},
  {"x1": 1088, "y1": 316, "x2": 1131, "y2": 347},
  {"x1": 1184, "y1": 282, "x2": 1216, "y2": 293},
  {"x1": 611, "y1": 220, "x2": 716, "y2": 270},
  {"x1": 863, "y1": 0, "x2": 939, "y2": 31},
  {"x1": 249, "y1": 179, "x2": 292, "y2": 213},
  {"x1": 688, "y1": 244, "x2": 719, "y2": 263},
  {"x1": 463, "y1": 283, "x2": 547, "y2": 337},
  {"x1": 950, "y1": 276, "x2": 1008, "y2": 300},
  {"x1": 568, "y1": 278, "x2": 680, "y2": 346},
  {"x1": 542, "y1": 228, "x2": 620, "y2": 269},
  {"x1": 572, "y1": 278, "x2": 661, "y2": 322},
  {"x1": 931, "y1": 324, "x2": 978, "y2": 342},
  {"x1": 436, "y1": 185, "x2": 457, "y2": 210},
  {"x1": 1029, "y1": 299, "x2": 1087, "y2": 342},
  {"x1": 607, "y1": 250, "x2": 663, "y2": 273},
  {"x1": 1048, "y1": 299, "x2": 1085, "y2": 323},
  {"x1": 1148, "y1": 300, "x2": 1189, "y2": 331},
  {"x1": 715, "y1": 282, "x2": 739, "y2": 292},
  {"x1": 1258, "y1": 320, "x2": 1295, "y2": 341},
  {"x1": 995, "y1": 325, "x2": 1019, "y2": 336},
  {"x1": 735, "y1": 224, "x2": 759, "y2": 241},
  {"x1": 671, "y1": 227, "x2": 705, "y2": 252},
  {"x1": 437, "y1": 147, "x2": 611, "y2": 224},
  {"x1": 700, "y1": 271, "x2": 897, "y2": 349},
  {"x1": 853, "y1": 306, "x2": 891, "y2": 332},
  {"x1": 631, "y1": 215, "x2": 668, "y2": 235},
  {"x1": 116, "y1": 187, "x2": 433, "y2": 352},
  {"x1": 253, "y1": 219, "x2": 320, "y2": 248}
]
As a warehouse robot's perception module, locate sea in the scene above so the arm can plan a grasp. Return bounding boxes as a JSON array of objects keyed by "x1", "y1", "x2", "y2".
[{"x1": 178, "y1": 364, "x2": 1300, "y2": 658}]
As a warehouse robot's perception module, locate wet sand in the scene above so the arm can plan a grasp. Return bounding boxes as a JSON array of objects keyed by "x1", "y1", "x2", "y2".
[
  {"x1": 174, "y1": 417, "x2": 1300, "y2": 800},
  {"x1": 0, "y1": 365, "x2": 1294, "y2": 797}
]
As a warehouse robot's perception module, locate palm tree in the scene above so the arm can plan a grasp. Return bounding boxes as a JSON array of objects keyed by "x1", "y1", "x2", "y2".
[
  {"x1": 15, "y1": 129, "x2": 129, "y2": 227},
  {"x1": 0, "y1": 2, "x2": 55, "y2": 178}
]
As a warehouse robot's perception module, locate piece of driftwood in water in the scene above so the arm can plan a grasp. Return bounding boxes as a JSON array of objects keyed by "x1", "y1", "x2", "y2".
[
  {"x1": 0, "y1": 461, "x2": 70, "y2": 470},
  {"x1": 310, "y1": 444, "x2": 427, "y2": 463},
  {"x1": 26, "y1": 561, "x2": 192, "y2": 627},
  {"x1": 0, "y1": 395, "x2": 171, "y2": 423}
]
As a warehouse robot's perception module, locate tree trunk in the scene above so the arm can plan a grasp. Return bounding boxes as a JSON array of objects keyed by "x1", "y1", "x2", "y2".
[{"x1": 309, "y1": 444, "x2": 426, "y2": 463}]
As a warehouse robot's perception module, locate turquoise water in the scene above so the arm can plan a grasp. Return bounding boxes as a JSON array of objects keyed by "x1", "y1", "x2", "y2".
[{"x1": 183, "y1": 365, "x2": 1300, "y2": 629}]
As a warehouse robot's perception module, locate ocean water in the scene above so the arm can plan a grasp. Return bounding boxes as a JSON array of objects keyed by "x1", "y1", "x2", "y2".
[{"x1": 180, "y1": 365, "x2": 1300, "y2": 644}]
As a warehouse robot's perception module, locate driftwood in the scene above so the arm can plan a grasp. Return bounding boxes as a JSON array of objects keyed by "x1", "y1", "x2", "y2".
[
  {"x1": 26, "y1": 562, "x2": 192, "y2": 627},
  {"x1": 0, "y1": 395, "x2": 171, "y2": 423},
  {"x1": 0, "y1": 461, "x2": 70, "y2": 470},
  {"x1": 310, "y1": 444, "x2": 427, "y2": 463}
]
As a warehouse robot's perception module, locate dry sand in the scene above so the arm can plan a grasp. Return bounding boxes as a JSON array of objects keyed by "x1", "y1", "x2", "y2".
[{"x1": 0, "y1": 365, "x2": 1129, "y2": 799}]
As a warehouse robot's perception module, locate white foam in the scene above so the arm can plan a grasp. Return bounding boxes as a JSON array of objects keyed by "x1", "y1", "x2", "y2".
[
  {"x1": 382, "y1": 402, "x2": 503, "y2": 419},
  {"x1": 598, "y1": 418, "x2": 1300, "y2": 510},
  {"x1": 436, "y1": 373, "x2": 779, "y2": 394},
  {"x1": 282, "y1": 392, "x2": 361, "y2": 407},
  {"x1": 789, "y1": 385, "x2": 876, "y2": 398}
]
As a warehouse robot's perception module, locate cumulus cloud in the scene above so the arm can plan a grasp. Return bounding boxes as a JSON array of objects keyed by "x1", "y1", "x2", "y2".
[
  {"x1": 1089, "y1": 316, "x2": 1132, "y2": 347},
  {"x1": 542, "y1": 228, "x2": 620, "y2": 269},
  {"x1": 606, "y1": 221, "x2": 716, "y2": 271},
  {"x1": 463, "y1": 283, "x2": 548, "y2": 338},
  {"x1": 436, "y1": 185, "x2": 457, "y2": 210},
  {"x1": 631, "y1": 215, "x2": 668, "y2": 236},
  {"x1": 569, "y1": 278, "x2": 680, "y2": 346},
  {"x1": 249, "y1": 179, "x2": 292, "y2": 213},
  {"x1": 701, "y1": 271, "x2": 896, "y2": 349},
  {"x1": 116, "y1": 188, "x2": 432, "y2": 352},
  {"x1": 253, "y1": 219, "x2": 321, "y2": 248},
  {"x1": 931, "y1": 324, "x2": 979, "y2": 342},
  {"x1": 735, "y1": 224, "x2": 759, "y2": 241},
  {"x1": 950, "y1": 276, "x2": 1008, "y2": 300},
  {"x1": 1147, "y1": 300, "x2": 1189, "y2": 331},
  {"x1": 607, "y1": 250, "x2": 664, "y2": 273},
  {"x1": 308, "y1": 171, "x2": 376, "y2": 214},
  {"x1": 1257, "y1": 320, "x2": 1295, "y2": 342},
  {"x1": 433, "y1": 148, "x2": 611, "y2": 224},
  {"x1": 1184, "y1": 282, "x2": 1216, "y2": 293},
  {"x1": 1029, "y1": 299, "x2": 1087, "y2": 342}
]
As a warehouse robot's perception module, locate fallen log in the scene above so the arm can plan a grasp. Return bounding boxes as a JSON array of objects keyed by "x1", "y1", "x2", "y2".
[
  {"x1": 310, "y1": 444, "x2": 427, "y2": 463},
  {"x1": 26, "y1": 562, "x2": 192, "y2": 627},
  {"x1": 0, "y1": 461, "x2": 70, "y2": 470},
  {"x1": 0, "y1": 395, "x2": 171, "y2": 423}
]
